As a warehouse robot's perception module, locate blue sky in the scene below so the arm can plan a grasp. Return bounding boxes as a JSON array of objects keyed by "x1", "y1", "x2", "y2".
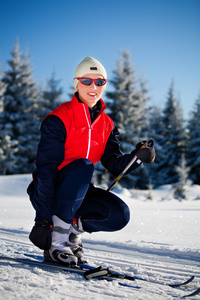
[{"x1": 0, "y1": 0, "x2": 199, "y2": 120}]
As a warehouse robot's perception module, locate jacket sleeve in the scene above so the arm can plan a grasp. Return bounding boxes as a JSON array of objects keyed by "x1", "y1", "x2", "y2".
[
  {"x1": 101, "y1": 126, "x2": 142, "y2": 177},
  {"x1": 29, "y1": 115, "x2": 66, "y2": 221}
]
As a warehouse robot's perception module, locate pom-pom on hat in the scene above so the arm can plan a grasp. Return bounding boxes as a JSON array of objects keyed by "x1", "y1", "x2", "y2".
[{"x1": 73, "y1": 57, "x2": 107, "y2": 89}]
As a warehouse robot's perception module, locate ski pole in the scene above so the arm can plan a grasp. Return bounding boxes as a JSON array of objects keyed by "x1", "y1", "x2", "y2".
[
  {"x1": 107, "y1": 140, "x2": 154, "y2": 191},
  {"x1": 107, "y1": 154, "x2": 139, "y2": 191}
]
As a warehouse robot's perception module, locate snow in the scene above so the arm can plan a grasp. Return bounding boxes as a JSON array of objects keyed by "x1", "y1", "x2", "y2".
[{"x1": 0, "y1": 174, "x2": 200, "y2": 299}]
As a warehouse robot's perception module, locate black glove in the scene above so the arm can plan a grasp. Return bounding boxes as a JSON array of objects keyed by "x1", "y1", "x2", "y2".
[
  {"x1": 29, "y1": 220, "x2": 52, "y2": 250},
  {"x1": 136, "y1": 140, "x2": 156, "y2": 163}
]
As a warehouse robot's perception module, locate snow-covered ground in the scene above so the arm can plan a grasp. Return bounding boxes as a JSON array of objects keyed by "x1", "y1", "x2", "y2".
[{"x1": 0, "y1": 174, "x2": 200, "y2": 299}]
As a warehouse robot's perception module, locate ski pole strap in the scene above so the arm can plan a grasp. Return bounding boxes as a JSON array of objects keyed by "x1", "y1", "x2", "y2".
[{"x1": 84, "y1": 266, "x2": 109, "y2": 280}]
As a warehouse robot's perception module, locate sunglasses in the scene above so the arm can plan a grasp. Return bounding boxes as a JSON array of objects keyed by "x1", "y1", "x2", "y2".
[{"x1": 75, "y1": 77, "x2": 107, "y2": 87}]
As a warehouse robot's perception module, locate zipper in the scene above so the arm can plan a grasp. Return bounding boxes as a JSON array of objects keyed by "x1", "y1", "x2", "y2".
[
  {"x1": 83, "y1": 104, "x2": 92, "y2": 159},
  {"x1": 82, "y1": 101, "x2": 106, "y2": 159}
]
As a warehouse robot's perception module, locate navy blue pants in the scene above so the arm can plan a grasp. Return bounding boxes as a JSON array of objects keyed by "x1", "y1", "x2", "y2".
[{"x1": 53, "y1": 159, "x2": 130, "y2": 233}]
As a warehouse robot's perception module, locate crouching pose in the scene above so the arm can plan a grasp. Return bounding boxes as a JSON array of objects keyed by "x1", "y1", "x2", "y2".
[{"x1": 27, "y1": 57, "x2": 155, "y2": 266}]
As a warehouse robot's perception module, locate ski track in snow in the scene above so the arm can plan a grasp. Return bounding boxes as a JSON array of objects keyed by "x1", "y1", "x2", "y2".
[
  {"x1": 0, "y1": 174, "x2": 200, "y2": 299},
  {"x1": 0, "y1": 227, "x2": 200, "y2": 300}
]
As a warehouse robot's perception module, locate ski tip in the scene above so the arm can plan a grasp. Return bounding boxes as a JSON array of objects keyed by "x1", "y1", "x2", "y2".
[
  {"x1": 181, "y1": 287, "x2": 200, "y2": 298},
  {"x1": 169, "y1": 275, "x2": 195, "y2": 288}
]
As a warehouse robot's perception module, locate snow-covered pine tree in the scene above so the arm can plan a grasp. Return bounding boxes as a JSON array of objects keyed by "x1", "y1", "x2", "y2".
[
  {"x1": 137, "y1": 76, "x2": 151, "y2": 138},
  {"x1": 148, "y1": 105, "x2": 166, "y2": 187},
  {"x1": 0, "y1": 64, "x2": 19, "y2": 174},
  {"x1": 187, "y1": 94, "x2": 200, "y2": 184},
  {"x1": 173, "y1": 154, "x2": 190, "y2": 200},
  {"x1": 0, "y1": 63, "x2": 19, "y2": 174},
  {"x1": 0, "y1": 64, "x2": 6, "y2": 113},
  {"x1": 42, "y1": 71, "x2": 63, "y2": 113},
  {"x1": 34, "y1": 71, "x2": 63, "y2": 124},
  {"x1": 105, "y1": 50, "x2": 151, "y2": 188},
  {"x1": 0, "y1": 135, "x2": 19, "y2": 175},
  {"x1": 106, "y1": 51, "x2": 148, "y2": 147},
  {"x1": 156, "y1": 81, "x2": 188, "y2": 184},
  {"x1": 0, "y1": 39, "x2": 39, "y2": 174}
]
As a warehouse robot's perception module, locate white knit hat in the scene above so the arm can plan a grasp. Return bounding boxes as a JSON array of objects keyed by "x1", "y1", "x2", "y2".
[{"x1": 73, "y1": 57, "x2": 107, "y2": 89}]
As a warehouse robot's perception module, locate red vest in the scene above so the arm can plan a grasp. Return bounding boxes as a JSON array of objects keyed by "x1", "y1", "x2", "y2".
[{"x1": 49, "y1": 94, "x2": 114, "y2": 170}]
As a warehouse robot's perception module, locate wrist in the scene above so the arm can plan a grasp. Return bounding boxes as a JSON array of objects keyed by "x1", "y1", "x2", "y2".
[{"x1": 35, "y1": 220, "x2": 52, "y2": 226}]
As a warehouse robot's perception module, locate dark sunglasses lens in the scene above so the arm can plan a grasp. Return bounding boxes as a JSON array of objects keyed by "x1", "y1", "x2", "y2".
[
  {"x1": 80, "y1": 78, "x2": 93, "y2": 85},
  {"x1": 95, "y1": 79, "x2": 106, "y2": 86}
]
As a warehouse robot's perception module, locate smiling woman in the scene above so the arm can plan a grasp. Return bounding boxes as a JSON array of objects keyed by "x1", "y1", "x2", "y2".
[{"x1": 27, "y1": 56, "x2": 155, "y2": 267}]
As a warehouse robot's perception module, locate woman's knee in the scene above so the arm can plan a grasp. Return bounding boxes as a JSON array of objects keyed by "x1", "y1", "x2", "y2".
[
  {"x1": 115, "y1": 202, "x2": 130, "y2": 230},
  {"x1": 106, "y1": 195, "x2": 130, "y2": 231}
]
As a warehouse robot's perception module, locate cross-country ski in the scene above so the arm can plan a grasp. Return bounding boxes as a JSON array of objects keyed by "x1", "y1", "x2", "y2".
[{"x1": 0, "y1": 254, "x2": 199, "y2": 298}]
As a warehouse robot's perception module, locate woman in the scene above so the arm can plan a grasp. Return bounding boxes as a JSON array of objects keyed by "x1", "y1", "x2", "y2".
[{"x1": 28, "y1": 57, "x2": 155, "y2": 266}]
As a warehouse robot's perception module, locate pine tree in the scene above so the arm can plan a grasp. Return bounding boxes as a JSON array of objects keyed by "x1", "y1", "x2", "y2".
[
  {"x1": 173, "y1": 154, "x2": 190, "y2": 200},
  {"x1": 0, "y1": 64, "x2": 6, "y2": 113},
  {"x1": 106, "y1": 51, "x2": 149, "y2": 147},
  {"x1": 187, "y1": 94, "x2": 200, "y2": 184},
  {"x1": 105, "y1": 50, "x2": 151, "y2": 188},
  {"x1": 43, "y1": 71, "x2": 63, "y2": 108},
  {"x1": 156, "y1": 81, "x2": 188, "y2": 184},
  {"x1": 148, "y1": 106, "x2": 165, "y2": 187},
  {"x1": 0, "y1": 39, "x2": 39, "y2": 174},
  {"x1": 0, "y1": 65, "x2": 18, "y2": 174},
  {"x1": 0, "y1": 135, "x2": 18, "y2": 174},
  {"x1": 35, "y1": 71, "x2": 63, "y2": 123}
]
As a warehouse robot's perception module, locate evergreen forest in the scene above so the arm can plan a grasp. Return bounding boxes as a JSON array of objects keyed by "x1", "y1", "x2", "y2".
[{"x1": 0, "y1": 40, "x2": 200, "y2": 193}]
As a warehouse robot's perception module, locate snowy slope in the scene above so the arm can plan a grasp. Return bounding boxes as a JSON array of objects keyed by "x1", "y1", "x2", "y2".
[{"x1": 0, "y1": 174, "x2": 200, "y2": 299}]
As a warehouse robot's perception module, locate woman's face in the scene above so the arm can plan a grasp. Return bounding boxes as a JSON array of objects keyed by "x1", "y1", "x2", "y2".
[{"x1": 76, "y1": 73, "x2": 106, "y2": 108}]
